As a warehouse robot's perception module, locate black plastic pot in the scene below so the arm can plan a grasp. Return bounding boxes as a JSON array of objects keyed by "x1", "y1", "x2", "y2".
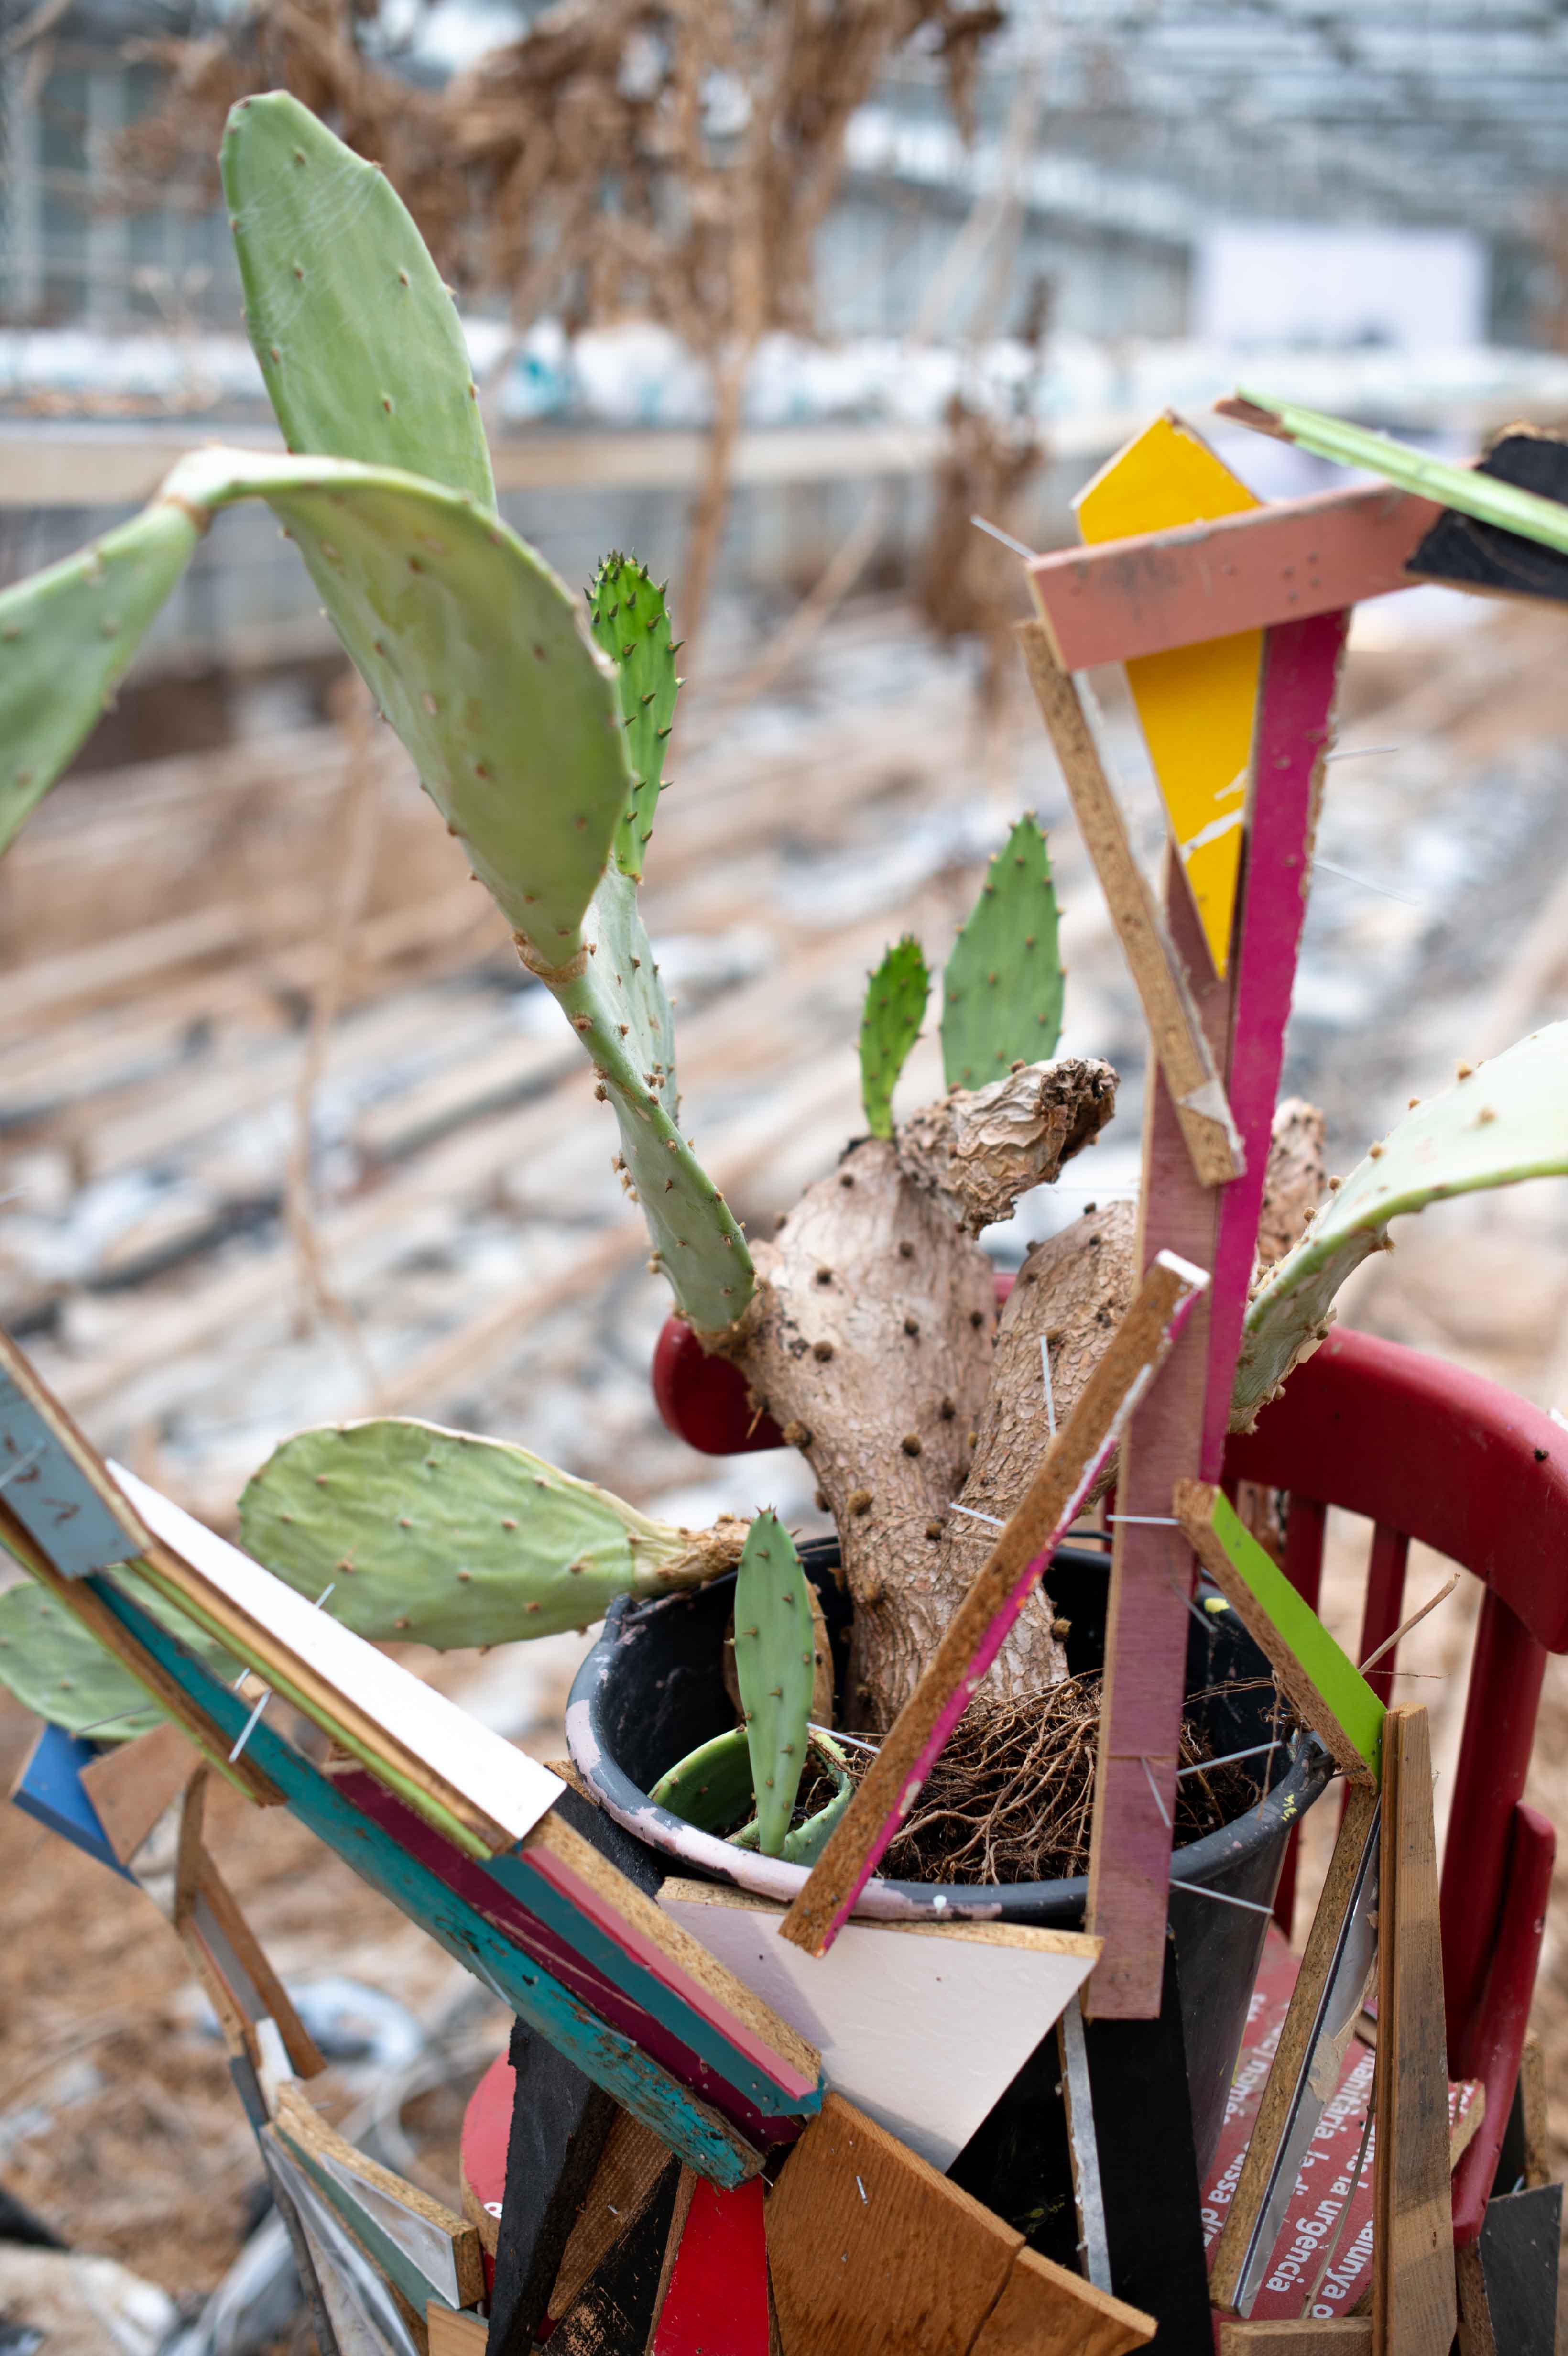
[{"x1": 566, "y1": 1537, "x2": 1334, "y2": 2177}]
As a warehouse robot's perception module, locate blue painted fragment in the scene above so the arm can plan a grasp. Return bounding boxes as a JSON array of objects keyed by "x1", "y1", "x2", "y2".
[{"x1": 11, "y1": 1720, "x2": 133, "y2": 1879}]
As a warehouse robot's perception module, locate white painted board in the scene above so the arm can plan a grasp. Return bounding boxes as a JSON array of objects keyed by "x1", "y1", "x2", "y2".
[
  {"x1": 658, "y1": 1878, "x2": 1100, "y2": 2171},
  {"x1": 109, "y1": 1463, "x2": 562, "y2": 1847}
]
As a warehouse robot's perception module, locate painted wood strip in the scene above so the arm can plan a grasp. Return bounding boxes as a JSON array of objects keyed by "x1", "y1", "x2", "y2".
[
  {"x1": 1200, "y1": 611, "x2": 1347, "y2": 1479},
  {"x1": 181, "y1": 1842, "x2": 326, "y2": 2079},
  {"x1": 1470, "y1": 2183, "x2": 1562, "y2": 2356},
  {"x1": 111, "y1": 1462, "x2": 562, "y2": 1856},
  {"x1": 0, "y1": 1336, "x2": 144, "y2": 1576},
  {"x1": 546, "y1": 2158, "x2": 682, "y2": 2356},
  {"x1": 1084, "y1": 856, "x2": 1231, "y2": 2020},
  {"x1": 1373, "y1": 1706, "x2": 1456, "y2": 2356},
  {"x1": 651, "y1": 2176, "x2": 768, "y2": 2356},
  {"x1": 426, "y1": 2308, "x2": 488, "y2": 2353},
  {"x1": 765, "y1": 2093, "x2": 1024, "y2": 2356},
  {"x1": 1074, "y1": 413, "x2": 1263, "y2": 976},
  {"x1": 1218, "y1": 2327, "x2": 1373, "y2": 2354},
  {"x1": 1210, "y1": 1786, "x2": 1381, "y2": 2314},
  {"x1": 1057, "y1": 1995, "x2": 1111, "y2": 2292},
  {"x1": 1028, "y1": 482, "x2": 1439, "y2": 672},
  {"x1": 485, "y1": 2021, "x2": 616, "y2": 2355},
  {"x1": 262, "y1": 2131, "x2": 423, "y2": 2356},
  {"x1": 274, "y1": 2080, "x2": 483, "y2": 2312},
  {"x1": 780, "y1": 1251, "x2": 1208, "y2": 1958},
  {"x1": 1016, "y1": 622, "x2": 1241, "y2": 1186},
  {"x1": 659, "y1": 1878, "x2": 1098, "y2": 2172},
  {"x1": 546, "y1": 2109, "x2": 673, "y2": 2326},
  {"x1": 9, "y1": 1720, "x2": 135, "y2": 1880},
  {"x1": 79, "y1": 1720, "x2": 201, "y2": 1866},
  {"x1": 1174, "y1": 1483, "x2": 1383, "y2": 1783},
  {"x1": 86, "y1": 1575, "x2": 769, "y2": 2187},
  {"x1": 969, "y1": 2247, "x2": 1154, "y2": 2356}
]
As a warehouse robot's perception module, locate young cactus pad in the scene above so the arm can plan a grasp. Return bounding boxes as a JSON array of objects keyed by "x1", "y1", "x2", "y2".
[
  {"x1": 0, "y1": 502, "x2": 201, "y2": 858},
  {"x1": 0, "y1": 1572, "x2": 236, "y2": 1743},
  {"x1": 222, "y1": 92, "x2": 496, "y2": 513},
  {"x1": 940, "y1": 815, "x2": 1064, "y2": 1090},
  {"x1": 732, "y1": 1512, "x2": 814, "y2": 1857},
  {"x1": 238, "y1": 1418, "x2": 748, "y2": 1647},
  {"x1": 860, "y1": 936, "x2": 930, "y2": 1139},
  {"x1": 588, "y1": 555, "x2": 679, "y2": 883},
  {"x1": 1233, "y1": 1019, "x2": 1568, "y2": 1426}
]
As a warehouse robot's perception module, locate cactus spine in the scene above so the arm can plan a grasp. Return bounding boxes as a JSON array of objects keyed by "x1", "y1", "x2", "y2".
[
  {"x1": 1234, "y1": 1019, "x2": 1568, "y2": 1426},
  {"x1": 940, "y1": 815, "x2": 1064, "y2": 1089},
  {"x1": 860, "y1": 937, "x2": 930, "y2": 1140},
  {"x1": 239, "y1": 1418, "x2": 748, "y2": 1647},
  {"x1": 731, "y1": 1511, "x2": 814, "y2": 1856}
]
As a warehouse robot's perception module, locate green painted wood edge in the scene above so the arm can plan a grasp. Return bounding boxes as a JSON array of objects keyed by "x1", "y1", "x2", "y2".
[
  {"x1": 87, "y1": 1577, "x2": 764, "y2": 2184},
  {"x1": 273, "y1": 2128, "x2": 457, "y2": 2315},
  {"x1": 1208, "y1": 1489, "x2": 1384, "y2": 1774},
  {"x1": 1234, "y1": 391, "x2": 1568, "y2": 558}
]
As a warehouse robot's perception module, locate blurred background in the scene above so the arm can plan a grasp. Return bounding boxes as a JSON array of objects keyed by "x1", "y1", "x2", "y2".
[{"x1": 4, "y1": 0, "x2": 1568, "y2": 2343}]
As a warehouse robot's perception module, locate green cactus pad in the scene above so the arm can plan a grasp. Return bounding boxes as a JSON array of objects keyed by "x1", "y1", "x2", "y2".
[
  {"x1": 1234, "y1": 1020, "x2": 1568, "y2": 1426},
  {"x1": 0, "y1": 1567, "x2": 236, "y2": 1743},
  {"x1": 239, "y1": 1417, "x2": 741, "y2": 1647},
  {"x1": 860, "y1": 935, "x2": 930, "y2": 1139},
  {"x1": 222, "y1": 93, "x2": 496, "y2": 513},
  {"x1": 0, "y1": 501, "x2": 200, "y2": 859},
  {"x1": 729, "y1": 1731, "x2": 854, "y2": 1864},
  {"x1": 731, "y1": 1512, "x2": 813, "y2": 1857},
  {"x1": 588, "y1": 866, "x2": 679, "y2": 1118},
  {"x1": 650, "y1": 1726, "x2": 757, "y2": 1832},
  {"x1": 940, "y1": 815, "x2": 1064, "y2": 1090},
  {"x1": 587, "y1": 554, "x2": 678, "y2": 883}
]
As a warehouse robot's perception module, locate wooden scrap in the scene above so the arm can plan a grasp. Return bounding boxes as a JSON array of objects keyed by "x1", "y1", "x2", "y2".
[
  {"x1": 659, "y1": 1877, "x2": 1099, "y2": 2172},
  {"x1": 780, "y1": 1251, "x2": 1208, "y2": 1958},
  {"x1": 1406, "y1": 427, "x2": 1568, "y2": 602},
  {"x1": 9, "y1": 1720, "x2": 135, "y2": 1880},
  {"x1": 1015, "y1": 621, "x2": 1241, "y2": 1186},
  {"x1": 425, "y1": 2308, "x2": 487, "y2": 2354},
  {"x1": 486, "y1": 2020, "x2": 618, "y2": 2356},
  {"x1": 1454, "y1": 2241, "x2": 1497, "y2": 2356},
  {"x1": 546, "y1": 2109, "x2": 672, "y2": 2326},
  {"x1": 263, "y1": 2128, "x2": 425, "y2": 2355},
  {"x1": 1518, "y1": 2031, "x2": 1549, "y2": 2189},
  {"x1": 0, "y1": 1330, "x2": 147, "y2": 1577},
  {"x1": 1210, "y1": 1785, "x2": 1381, "y2": 2314},
  {"x1": 545, "y1": 2157, "x2": 681, "y2": 2356},
  {"x1": 273, "y1": 2080, "x2": 484, "y2": 2314},
  {"x1": 764, "y1": 2093, "x2": 1024, "y2": 2356},
  {"x1": 1056, "y1": 1994, "x2": 1111, "y2": 2291},
  {"x1": 165, "y1": 1773, "x2": 324, "y2": 2079},
  {"x1": 1218, "y1": 2326, "x2": 1373, "y2": 2354},
  {"x1": 969, "y1": 2248, "x2": 1153, "y2": 2356},
  {"x1": 1073, "y1": 411, "x2": 1263, "y2": 977},
  {"x1": 1028, "y1": 481, "x2": 1441, "y2": 671},
  {"x1": 650, "y1": 2176, "x2": 768, "y2": 2356},
  {"x1": 1084, "y1": 861, "x2": 1229, "y2": 2019},
  {"x1": 1372, "y1": 1707, "x2": 1456, "y2": 2356},
  {"x1": 1175, "y1": 1482, "x2": 1383, "y2": 1784},
  {"x1": 79, "y1": 1719, "x2": 201, "y2": 1866},
  {"x1": 1470, "y1": 2183, "x2": 1561, "y2": 2355}
]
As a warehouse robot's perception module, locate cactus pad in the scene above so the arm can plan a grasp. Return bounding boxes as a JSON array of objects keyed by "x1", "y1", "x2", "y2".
[
  {"x1": 0, "y1": 502, "x2": 200, "y2": 859},
  {"x1": 0, "y1": 1568, "x2": 235, "y2": 1743},
  {"x1": 222, "y1": 93, "x2": 496, "y2": 512},
  {"x1": 941, "y1": 815, "x2": 1064, "y2": 1090},
  {"x1": 1234, "y1": 1020, "x2": 1568, "y2": 1426},
  {"x1": 650, "y1": 1726, "x2": 757, "y2": 1832},
  {"x1": 731, "y1": 1511, "x2": 814, "y2": 1857},
  {"x1": 587, "y1": 554, "x2": 678, "y2": 883},
  {"x1": 239, "y1": 1417, "x2": 744, "y2": 1647},
  {"x1": 860, "y1": 935, "x2": 930, "y2": 1139}
]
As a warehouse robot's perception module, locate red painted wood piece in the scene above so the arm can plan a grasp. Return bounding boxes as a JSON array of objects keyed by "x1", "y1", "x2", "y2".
[
  {"x1": 1357, "y1": 1525, "x2": 1411, "y2": 1710},
  {"x1": 1026, "y1": 483, "x2": 1440, "y2": 670},
  {"x1": 1199, "y1": 609, "x2": 1348, "y2": 1484},
  {"x1": 1448, "y1": 1803, "x2": 1554, "y2": 2244},
  {"x1": 461, "y1": 2049, "x2": 512, "y2": 2296},
  {"x1": 652, "y1": 1320, "x2": 784, "y2": 1455},
  {"x1": 651, "y1": 2175, "x2": 769, "y2": 2356}
]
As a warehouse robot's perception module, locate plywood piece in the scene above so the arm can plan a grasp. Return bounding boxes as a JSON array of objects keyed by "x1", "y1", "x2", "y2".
[
  {"x1": 1519, "y1": 2032, "x2": 1549, "y2": 2188},
  {"x1": 1474, "y1": 2182, "x2": 1561, "y2": 2356},
  {"x1": 1074, "y1": 412, "x2": 1262, "y2": 975},
  {"x1": 275, "y1": 2081, "x2": 484, "y2": 2312},
  {"x1": 781, "y1": 1251, "x2": 1207, "y2": 1958},
  {"x1": 9, "y1": 1720, "x2": 135, "y2": 1879},
  {"x1": 547, "y1": 2109, "x2": 673, "y2": 2325},
  {"x1": 1219, "y1": 2327, "x2": 1373, "y2": 2354},
  {"x1": 264, "y1": 2130, "x2": 425, "y2": 2356},
  {"x1": 969, "y1": 2247, "x2": 1153, "y2": 2356},
  {"x1": 765, "y1": 2094, "x2": 1023, "y2": 2356},
  {"x1": 545, "y1": 2157, "x2": 680, "y2": 2356},
  {"x1": 486, "y1": 2020, "x2": 616, "y2": 2355},
  {"x1": 651, "y1": 2176, "x2": 768, "y2": 2356},
  {"x1": 1372, "y1": 1707, "x2": 1456, "y2": 2356},
  {"x1": 1057, "y1": 1995, "x2": 1111, "y2": 2291},
  {"x1": 1016, "y1": 622, "x2": 1240, "y2": 1186},
  {"x1": 1029, "y1": 481, "x2": 1440, "y2": 670},
  {"x1": 660, "y1": 1879, "x2": 1098, "y2": 2172},
  {"x1": 1210, "y1": 1785, "x2": 1381, "y2": 2312},
  {"x1": 79, "y1": 1720, "x2": 201, "y2": 1865},
  {"x1": 1175, "y1": 1483, "x2": 1383, "y2": 1783},
  {"x1": 425, "y1": 2309, "x2": 486, "y2": 2354}
]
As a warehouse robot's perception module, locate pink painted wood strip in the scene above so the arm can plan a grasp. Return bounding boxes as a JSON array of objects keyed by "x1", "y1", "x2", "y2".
[
  {"x1": 1199, "y1": 609, "x2": 1350, "y2": 1481},
  {"x1": 1026, "y1": 484, "x2": 1437, "y2": 670},
  {"x1": 1085, "y1": 867, "x2": 1234, "y2": 2020},
  {"x1": 813, "y1": 1266, "x2": 1207, "y2": 1954}
]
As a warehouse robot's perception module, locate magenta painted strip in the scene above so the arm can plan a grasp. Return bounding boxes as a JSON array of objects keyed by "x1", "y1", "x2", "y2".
[
  {"x1": 332, "y1": 1767, "x2": 794, "y2": 2149},
  {"x1": 1200, "y1": 609, "x2": 1349, "y2": 1482},
  {"x1": 819, "y1": 1276, "x2": 1206, "y2": 1948}
]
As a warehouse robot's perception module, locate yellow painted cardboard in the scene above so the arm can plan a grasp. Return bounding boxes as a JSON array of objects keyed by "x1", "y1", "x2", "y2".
[{"x1": 1074, "y1": 413, "x2": 1262, "y2": 976}]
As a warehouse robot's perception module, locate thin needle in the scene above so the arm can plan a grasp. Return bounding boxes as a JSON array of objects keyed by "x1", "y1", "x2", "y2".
[
  {"x1": 1176, "y1": 1739, "x2": 1281, "y2": 1780},
  {"x1": 1311, "y1": 857, "x2": 1421, "y2": 907},
  {"x1": 1140, "y1": 1756, "x2": 1171, "y2": 1830},
  {"x1": 1324, "y1": 745, "x2": 1400, "y2": 763},
  {"x1": 969, "y1": 513, "x2": 1040, "y2": 562},
  {"x1": 1105, "y1": 1514, "x2": 1179, "y2": 1526},
  {"x1": 228, "y1": 1582, "x2": 337, "y2": 1762},
  {"x1": 1169, "y1": 1877, "x2": 1274, "y2": 1917},
  {"x1": 1040, "y1": 1336, "x2": 1056, "y2": 1438},
  {"x1": 949, "y1": 1503, "x2": 1005, "y2": 1529},
  {"x1": 1357, "y1": 1571, "x2": 1460, "y2": 1674}
]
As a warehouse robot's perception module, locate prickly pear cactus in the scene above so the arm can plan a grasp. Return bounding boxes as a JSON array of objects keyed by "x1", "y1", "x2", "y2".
[
  {"x1": 587, "y1": 555, "x2": 679, "y2": 883},
  {"x1": 222, "y1": 91, "x2": 496, "y2": 512},
  {"x1": 940, "y1": 815, "x2": 1064, "y2": 1090},
  {"x1": 239, "y1": 1417, "x2": 747, "y2": 1646},
  {"x1": 860, "y1": 937, "x2": 930, "y2": 1140},
  {"x1": 0, "y1": 1571, "x2": 236, "y2": 1742},
  {"x1": 731, "y1": 1512, "x2": 813, "y2": 1857},
  {"x1": 650, "y1": 1726, "x2": 757, "y2": 1832},
  {"x1": 1234, "y1": 1020, "x2": 1568, "y2": 1427},
  {"x1": 0, "y1": 503, "x2": 201, "y2": 858}
]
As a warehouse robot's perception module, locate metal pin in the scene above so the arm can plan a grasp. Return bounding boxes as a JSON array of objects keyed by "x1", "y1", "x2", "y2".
[
  {"x1": 73, "y1": 1706, "x2": 159, "y2": 1739},
  {"x1": 1040, "y1": 1336, "x2": 1056, "y2": 1438},
  {"x1": 810, "y1": 1723, "x2": 878, "y2": 1753},
  {"x1": 1140, "y1": 1756, "x2": 1171, "y2": 1830},
  {"x1": 1324, "y1": 745, "x2": 1400, "y2": 763},
  {"x1": 229, "y1": 1582, "x2": 337, "y2": 1761},
  {"x1": 1310, "y1": 857, "x2": 1420, "y2": 907},
  {"x1": 1169, "y1": 1877, "x2": 1275, "y2": 1917},
  {"x1": 1105, "y1": 1514, "x2": 1179, "y2": 1526},
  {"x1": 969, "y1": 513, "x2": 1039, "y2": 562},
  {"x1": 1176, "y1": 1739, "x2": 1281, "y2": 1779},
  {"x1": 949, "y1": 1503, "x2": 1005, "y2": 1529},
  {"x1": 1551, "y1": 1407, "x2": 1568, "y2": 1432}
]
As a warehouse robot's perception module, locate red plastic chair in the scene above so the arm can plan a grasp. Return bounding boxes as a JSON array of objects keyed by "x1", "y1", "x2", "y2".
[{"x1": 1225, "y1": 1325, "x2": 1560, "y2": 2246}]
